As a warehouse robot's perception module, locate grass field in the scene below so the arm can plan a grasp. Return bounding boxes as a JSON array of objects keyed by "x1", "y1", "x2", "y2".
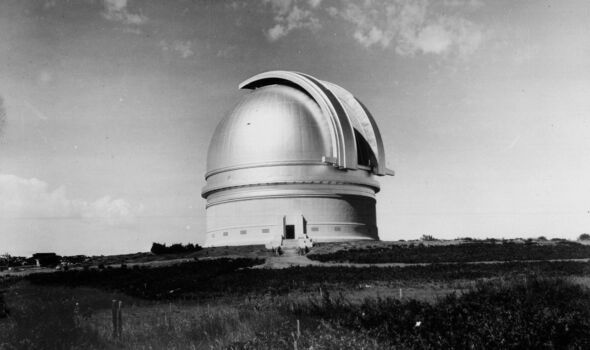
[{"x1": 2, "y1": 242, "x2": 590, "y2": 349}]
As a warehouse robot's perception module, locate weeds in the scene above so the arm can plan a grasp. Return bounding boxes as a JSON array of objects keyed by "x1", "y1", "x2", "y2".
[{"x1": 294, "y1": 277, "x2": 590, "y2": 349}]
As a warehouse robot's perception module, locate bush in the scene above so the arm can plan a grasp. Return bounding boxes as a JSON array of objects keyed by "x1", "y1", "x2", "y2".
[
  {"x1": 151, "y1": 242, "x2": 202, "y2": 255},
  {"x1": 579, "y1": 233, "x2": 590, "y2": 241}
]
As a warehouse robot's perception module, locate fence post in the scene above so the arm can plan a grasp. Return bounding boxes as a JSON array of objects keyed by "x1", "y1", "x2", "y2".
[
  {"x1": 117, "y1": 300, "x2": 123, "y2": 338},
  {"x1": 111, "y1": 300, "x2": 117, "y2": 339},
  {"x1": 112, "y1": 299, "x2": 123, "y2": 339},
  {"x1": 73, "y1": 302, "x2": 80, "y2": 328}
]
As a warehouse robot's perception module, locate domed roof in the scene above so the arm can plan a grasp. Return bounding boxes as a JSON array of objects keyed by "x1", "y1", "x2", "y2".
[
  {"x1": 207, "y1": 84, "x2": 333, "y2": 173},
  {"x1": 206, "y1": 71, "x2": 393, "y2": 178}
]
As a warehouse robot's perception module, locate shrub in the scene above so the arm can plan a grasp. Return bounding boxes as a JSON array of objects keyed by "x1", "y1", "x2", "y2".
[{"x1": 150, "y1": 242, "x2": 203, "y2": 255}]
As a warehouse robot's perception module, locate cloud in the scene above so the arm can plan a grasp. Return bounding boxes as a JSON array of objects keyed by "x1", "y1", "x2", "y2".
[
  {"x1": 413, "y1": 24, "x2": 453, "y2": 54},
  {"x1": 0, "y1": 96, "x2": 5, "y2": 137},
  {"x1": 37, "y1": 70, "x2": 53, "y2": 85},
  {"x1": 216, "y1": 45, "x2": 238, "y2": 59},
  {"x1": 328, "y1": 0, "x2": 484, "y2": 57},
  {"x1": 23, "y1": 100, "x2": 49, "y2": 121},
  {"x1": 0, "y1": 174, "x2": 143, "y2": 225},
  {"x1": 159, "y1": 40, "x2": 195, "y2": 58},
  {"x1": 43, "y1": 0, "x2": 57, "y2": 9},
  {"x1": 513, "y1": 45, "x2": 540, "y2": 65},
  {"x1": 171, "y1": 40, "x2": 194, "y2": 58},
  {"x1": 443, "y1": 0, "x2": 483, "y2": 8},
  {"x1": 308, "y1": 0, "x2": 322, "y2": 8},
  {"x1": 102, "y1": 0, "x2": 147, "y2": 26},
  {"x1": 264, "y1": 0, "x2": 321, "y2": 41}
]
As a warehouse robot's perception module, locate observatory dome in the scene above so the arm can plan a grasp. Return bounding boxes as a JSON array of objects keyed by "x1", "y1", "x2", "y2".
[
  {"x1": 206, "y1": 84, "x2": 333, "y2": 173},
  {"x1": 202, "y1": 71, "x2": 393, "y2": 247}
]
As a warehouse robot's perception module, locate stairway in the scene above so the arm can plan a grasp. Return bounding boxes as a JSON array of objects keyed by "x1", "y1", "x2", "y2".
[{"x1": 281, "y1": 239, "x2": 299, "y2": 257}]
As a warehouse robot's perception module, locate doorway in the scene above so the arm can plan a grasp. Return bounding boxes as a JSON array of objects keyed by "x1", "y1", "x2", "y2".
[{"x1": 285, "y1": 225, "x2": 295, "y2": 239}]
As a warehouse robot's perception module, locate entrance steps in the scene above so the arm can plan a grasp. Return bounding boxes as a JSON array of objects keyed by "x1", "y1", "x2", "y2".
[{"x1": 281, "y1": 239, "x2": 299, "y2": 257}]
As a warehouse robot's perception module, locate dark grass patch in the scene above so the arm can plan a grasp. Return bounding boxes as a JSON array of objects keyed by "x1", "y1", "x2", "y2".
[
  {"x1": 0, "y1": 276, "x2": 21, "y2": 318},
  {"x1": 293, "y1": 277, "x2": 590, "y2": 349},
  {"x1": 308, "y1": 241, "x2": 590, "y2": 264},
  {"x1": 27, "y1": 258, "x2": 264, "y2": 300},
  {"x1": 26, "y1": 259, "x2": 590, "y2": 300},
  {"x1": 0, "y1": 284, "x2": 107, "y2": 349}
]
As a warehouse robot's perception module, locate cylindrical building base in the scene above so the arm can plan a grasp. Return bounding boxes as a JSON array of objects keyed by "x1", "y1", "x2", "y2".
[{"x1": 205, "y1": 194, "x2": 378, "y2": 247}]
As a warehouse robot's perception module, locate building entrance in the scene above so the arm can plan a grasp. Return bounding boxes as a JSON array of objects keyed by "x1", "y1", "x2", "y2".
[{"x1": 285, "y1": 225, "x2": 295, "y2": 239}]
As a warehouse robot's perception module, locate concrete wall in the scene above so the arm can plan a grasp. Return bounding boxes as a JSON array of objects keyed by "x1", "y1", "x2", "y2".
[{"x1": 205, "y1": 194, "x2": 378, "y2": 246}]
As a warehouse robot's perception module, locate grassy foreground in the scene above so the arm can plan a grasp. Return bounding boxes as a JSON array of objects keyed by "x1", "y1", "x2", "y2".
[{"x1": 2, "y1": 258, "x2": 590, "y2": 349}]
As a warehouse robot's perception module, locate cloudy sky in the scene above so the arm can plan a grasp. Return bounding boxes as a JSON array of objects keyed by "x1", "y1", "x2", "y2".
[{"x1": 1, "y1": 0, "x2": 589, "y2": 256}]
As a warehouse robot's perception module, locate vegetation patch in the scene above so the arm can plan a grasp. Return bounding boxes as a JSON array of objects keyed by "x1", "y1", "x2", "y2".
[
  {"x1": 308, "y1": 241, "x2": 590, "y2": 264},
  {"x1": 26, "y1": 259, "x2": 590, "y2": 300},
  {"x1": 150, "y1": 242, "x2": 203, "y2": 255},
  {"x1": 292, "y1": 278, "x2": 590, "y2": 349},
  {"x1": 27, "y1": 258, "x2": 264, "y2": 300},
  {"x1": 4, "y1": 258, "x2": 590, "y2": 349}
]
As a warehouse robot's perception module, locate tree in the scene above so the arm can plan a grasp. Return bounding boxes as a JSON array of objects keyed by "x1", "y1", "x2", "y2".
[
  {"x1": 150, "y1": 242, "x2": 202, "y2": 255},
  {"x1": 578, "y1": 233, "x2": 590, "y2": 241},
  {"x1": 0, "y1": 253, "x2": 10, "y2": 267},
  {"x1": 150, "y1": 242, "x2": 167, "y2": 254}
]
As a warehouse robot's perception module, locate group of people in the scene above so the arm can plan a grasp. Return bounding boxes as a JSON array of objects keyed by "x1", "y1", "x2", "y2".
[
  {"x1": 266, "y1": 238, "x2": 283, "y2": 256},
  {"x1": 297, "y1": 236, "x2": 313, "y2": 255}
]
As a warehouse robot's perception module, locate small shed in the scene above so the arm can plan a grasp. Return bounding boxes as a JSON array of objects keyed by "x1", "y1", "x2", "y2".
[{"x1": 32, "y1": 253, "x2": 61, "y2": 267}]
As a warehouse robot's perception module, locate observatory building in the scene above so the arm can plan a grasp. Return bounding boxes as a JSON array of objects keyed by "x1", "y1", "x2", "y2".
[{"x1": 202, "y1": 71, "x2": 393, "y2": 247}]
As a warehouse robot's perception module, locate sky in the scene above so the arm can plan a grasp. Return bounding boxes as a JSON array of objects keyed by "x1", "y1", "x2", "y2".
[{"x1": 1, "y1": 0, "x2": 589, "y2": 256}]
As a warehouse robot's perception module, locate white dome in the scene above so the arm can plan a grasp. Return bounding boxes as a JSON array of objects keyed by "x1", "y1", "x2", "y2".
[
  {"x1": 201, "y1": 71, "x2": 393, "y2": 247},
  {"x1": 206, "y1": 84, "x2": 333, "y2": 174}
]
